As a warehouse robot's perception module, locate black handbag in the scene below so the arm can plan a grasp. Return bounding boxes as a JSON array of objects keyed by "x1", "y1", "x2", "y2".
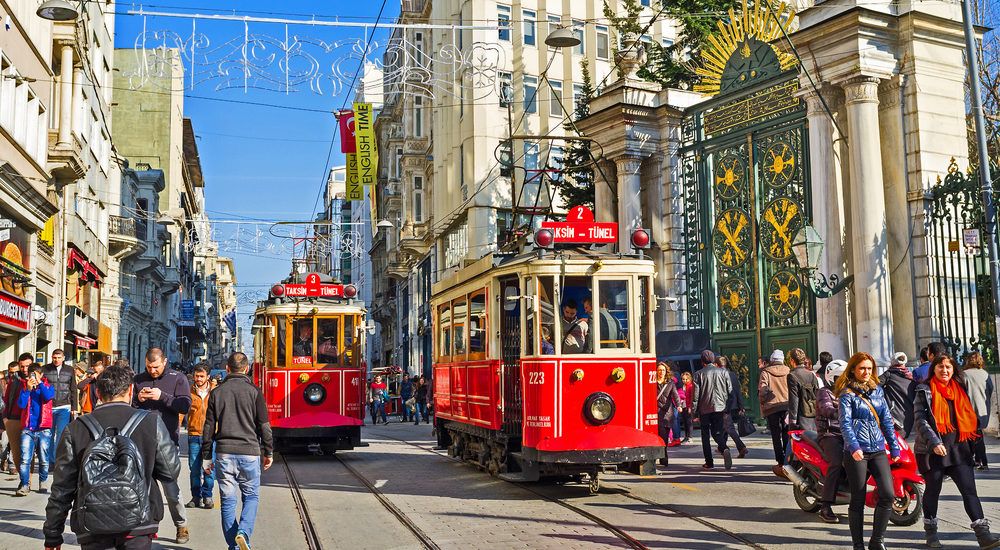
[{"x1": 737, "y1": 412, "x2": 757, "y2": 437}]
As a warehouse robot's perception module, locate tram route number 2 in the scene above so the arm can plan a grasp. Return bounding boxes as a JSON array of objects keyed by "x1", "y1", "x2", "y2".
[{"x1": 528, "y1": 371, "x2": 545, "y2": 384}]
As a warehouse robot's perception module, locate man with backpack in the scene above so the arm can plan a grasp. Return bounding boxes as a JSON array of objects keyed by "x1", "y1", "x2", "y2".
[
  {"x1": 43, "y1": 364, "x2": 181, "y2": 550},
  {"x1": 787, "y1": 348, "x2": 820, "y2": 432}
]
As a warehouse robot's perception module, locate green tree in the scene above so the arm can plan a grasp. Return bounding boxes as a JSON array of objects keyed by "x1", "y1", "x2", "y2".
[
  {"x1": 553, "y1": 60, "x2": 595, "y2": 209},
  {"x1": 603, "y1": 0, "x2": 739, "y2": 89}
]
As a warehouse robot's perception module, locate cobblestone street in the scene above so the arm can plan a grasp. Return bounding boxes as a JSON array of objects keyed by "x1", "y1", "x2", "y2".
[{"x1": 2, "y1": 424, "x2": 997, "y2": 549}]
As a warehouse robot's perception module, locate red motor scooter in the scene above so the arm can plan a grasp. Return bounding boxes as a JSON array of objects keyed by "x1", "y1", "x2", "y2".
[{"x1": 785, "y1": 429, "x2": 924, "y2": 526}]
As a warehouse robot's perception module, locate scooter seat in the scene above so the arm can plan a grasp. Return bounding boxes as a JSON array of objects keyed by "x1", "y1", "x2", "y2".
[{"x1": 797, "y1": 430, "x2": 822, "y2": 449}]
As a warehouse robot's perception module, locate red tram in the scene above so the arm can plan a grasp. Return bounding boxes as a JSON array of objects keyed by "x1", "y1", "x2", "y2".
[
  {"x1": 252, "y1": 273, "x2": 367, "y2": 453},
  {"x1": 432, "y1": 223, "x2": 663, "y2": 491}
]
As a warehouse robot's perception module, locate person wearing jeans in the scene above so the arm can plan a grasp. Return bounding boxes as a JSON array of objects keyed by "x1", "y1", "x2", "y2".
[
  {"x1": 16, "y1": 364, "x2": 54, "y2": 495},
  {"x1": 838, "y1": 352, "x2": 900, "y2": 550},
  {"x1": 43, "y1": 349, "x2": 76, "y2": 469},
  {"x1": 759, "y1": 350, "x2": 790, "y2": 478},
  {"x1": 203, "y1": 352, "x2": 274, "y2": 550},
  {"x1": 186, "y1": 364, "x2": 215, "y2": 509},
  {"x1": 691, "y1": 350, "x2": 733, "y2": 470}
]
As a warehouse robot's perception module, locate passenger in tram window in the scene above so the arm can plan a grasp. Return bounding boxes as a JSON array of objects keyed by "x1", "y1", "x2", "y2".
[
  {"x1": 560, "y1": 300, "x2": 588, "y2": 354},
  {"x1": 292, "y1": 321, "x2": 313, "y2": 359},
  {"x1": 316, "y1": 319, "x2": 340, "y2": 364},
  {"x1": 540, "y1": 325, "x2": 555, "y2": 355},
  {"x1": 584, "y1": 294, "x2": 624, "y2": 349}
]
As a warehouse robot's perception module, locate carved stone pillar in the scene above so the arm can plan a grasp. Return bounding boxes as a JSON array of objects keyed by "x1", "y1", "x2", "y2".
[
  {"x1": 804, "y1": 88, "x2": 850, "y2": 359},
  {"x1": 57, "y1": 44, "x2": 74, "y2": 146},
  {"x1": 843, "y1": 76, "x2": 894, "y2": 365},
  {"x1": 615, "y1": 156, "x2": 643, "y2": 252}
]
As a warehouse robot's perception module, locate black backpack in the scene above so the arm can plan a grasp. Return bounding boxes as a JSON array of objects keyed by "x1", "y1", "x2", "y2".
[
  {"x1": 76, "y1": 410, "x2": 151, "y2": 534},
  {"x1": 800, "y1": 376, "x2": 819, "y2": 418}
]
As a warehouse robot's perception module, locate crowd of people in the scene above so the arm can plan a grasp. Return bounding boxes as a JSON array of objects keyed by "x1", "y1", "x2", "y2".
[
  {"x1": 367, "y1": 372, "x2": 431, "y2": 425},
  {"x1": 0, "y1": 348, "x2": 272, "y2": 550},
  {"x1": 654, "y1": 343, "x2": 998, "y2": 550}
]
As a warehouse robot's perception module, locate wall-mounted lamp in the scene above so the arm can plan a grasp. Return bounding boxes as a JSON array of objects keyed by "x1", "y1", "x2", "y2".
[{"x1": 791, "y1": 225, "x2": 854, "y2": 298}]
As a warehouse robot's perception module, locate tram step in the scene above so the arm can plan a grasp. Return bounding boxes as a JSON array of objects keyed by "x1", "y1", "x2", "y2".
[{"x1": 499, "y1": 471, "x2": 538, "y2": 482}]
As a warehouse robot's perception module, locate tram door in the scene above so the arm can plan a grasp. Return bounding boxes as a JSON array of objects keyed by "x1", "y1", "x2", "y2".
[{"x1": 499, "y1": 276, "x2": 522, "y2": 441}]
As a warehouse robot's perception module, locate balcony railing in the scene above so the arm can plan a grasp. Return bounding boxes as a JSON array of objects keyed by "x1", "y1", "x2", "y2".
[
  {"x1": 109, "y1": 215, "x2": 139, "y2": 239},
  {"x1": 401, "y1": 0, "x2": 426, "y2": 13}
]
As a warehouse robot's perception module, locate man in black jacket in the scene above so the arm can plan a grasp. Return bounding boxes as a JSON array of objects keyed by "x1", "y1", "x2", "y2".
[
  {"x1": 202, "y1": 352, "x2": 273, "y2": 550},
  {"x1": 134, "y1": 347, "x2": 190, "y2": 543},
  {"x1": 42, "y1": 349, "x2": 77, "y2": 469},
  {"x1": 43, "y1": 364, "x2": 181, "y2": 550},
  {"x1": 881, "y1": 351, "x2": 915, "y2": 437}
]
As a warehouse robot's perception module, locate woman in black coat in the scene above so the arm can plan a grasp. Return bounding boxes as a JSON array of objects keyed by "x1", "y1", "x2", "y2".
[
  {"x1": 655, "y1": 362, "x2": 680, "y2": 467},
  {"x1": 913, "y1": 354, "x2": 999, "y2": 549}
]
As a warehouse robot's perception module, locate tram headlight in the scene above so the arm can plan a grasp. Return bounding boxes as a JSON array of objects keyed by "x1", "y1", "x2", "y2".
[
  {"x1": 304, "y1": 383, "x2": 326, "y2": 405},
  {"x1": 584, "y1": 392, "x2": 615, "y2": 425}
]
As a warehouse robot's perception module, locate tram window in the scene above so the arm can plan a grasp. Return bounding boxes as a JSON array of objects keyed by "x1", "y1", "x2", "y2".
[
  {"x1": 469, "y1": 291, "x2": 487, "y2": 357},
  {"x1": 317, "y1": 318, "x2": 340, "y2": 364},
  {"x1": 275, "y1": 316, "x2": 286, "y2": 366},
  {"x1": 343, "y1": 315, "x2": 356, "y2": 364},
  {"x1": 595, "y1": 280, "x2": 629, "y2": 350},
  {"x1": 453, "y1": 300, "x2": 468, "y2": 359},
  {"x1": 538, "y1": 276, "x2": 556, "y2": 355},
  {"x1": 291, "y1": 318, "x2": 314, "y2": 364},
  {"x1": 439, "y1": 304, "x2": 452, "y2": 360},
  {"x1": 638, "y1": 276, "x2": 651, "y2": 353},
  {"x1": 560, "y1": 276, "x2": 592, "y2": 354}
]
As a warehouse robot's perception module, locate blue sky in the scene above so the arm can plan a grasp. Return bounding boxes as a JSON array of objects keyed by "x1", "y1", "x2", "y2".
[{"x1": 113, "y1": 1, "x2": 398, "y2": 334}]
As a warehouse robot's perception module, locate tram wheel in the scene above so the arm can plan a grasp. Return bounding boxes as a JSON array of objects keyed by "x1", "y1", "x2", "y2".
[{"x1": 588, "y1": 474, "x2": 601, "y2": 495}]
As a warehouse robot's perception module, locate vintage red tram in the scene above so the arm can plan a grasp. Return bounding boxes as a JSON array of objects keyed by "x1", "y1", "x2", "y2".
[
  {"x1": 251, "y1": 273, "x2": 367, "y2": 453},
  {"x1": 432, "y1": 236, "x2": 663, "y2": 491}
]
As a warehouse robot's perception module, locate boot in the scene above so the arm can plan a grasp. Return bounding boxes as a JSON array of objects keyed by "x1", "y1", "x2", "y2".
[
  {"x1": 176, "y1": 526, "x2": 190, "y2": 544},
  {"x1": 973, "y1": 519, "x2": 1000, "y2": 550},
  {"x1": 869, "y1": 499, "x2": 891, "y2": 550},
  {"x1": 924, "y1": 518, "x2": 943, "y2": 549},
  {"x1": 818, "y1": 505, "x2": 840, "y2": 524}
]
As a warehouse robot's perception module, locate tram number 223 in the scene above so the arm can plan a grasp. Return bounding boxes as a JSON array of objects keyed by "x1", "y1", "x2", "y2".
[{"x1": 528, "y1": 371, "x2": 545, "y2": 385}]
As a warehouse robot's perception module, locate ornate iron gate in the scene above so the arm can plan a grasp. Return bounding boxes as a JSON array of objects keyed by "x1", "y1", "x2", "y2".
[
  {"x1": 927, "y1": 161, "x2": 997, "y2": 365},
  {"x1": 680, "y1": 0, "x2": 815, "y2": 413}
]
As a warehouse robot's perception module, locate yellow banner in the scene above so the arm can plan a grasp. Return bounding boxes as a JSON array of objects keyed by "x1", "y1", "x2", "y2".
[
  {"x1": 346, "y1": 153, "x2": 363, "y2": 201},
  {"x1": 353, "y1": 102, "x2": 377, "y2": 185}
]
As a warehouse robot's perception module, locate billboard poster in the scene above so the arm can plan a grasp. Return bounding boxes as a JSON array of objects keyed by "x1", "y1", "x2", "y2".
[
  {"x1": 352, "y1": 102, "x2": 377, "y2": 186},
  {"x1": 0, "y1": 209, "x2": 31, "y2": 298},
  {"x1": 346, "y1": 153, "x2": 363, "y2": 201}
]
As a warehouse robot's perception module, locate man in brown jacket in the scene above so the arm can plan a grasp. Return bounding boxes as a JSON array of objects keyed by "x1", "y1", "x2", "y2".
[
  {"x1": 184, "y1": 363, "x2": 215, "y2": 509},
  {"x1": 758, "y1": 349, "x2": 790, "y2": 478}
]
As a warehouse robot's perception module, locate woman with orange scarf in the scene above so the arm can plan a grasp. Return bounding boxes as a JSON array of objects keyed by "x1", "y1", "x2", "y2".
[{"x1": 913, "y1": 354, "x2": 1000, "y2": 549}]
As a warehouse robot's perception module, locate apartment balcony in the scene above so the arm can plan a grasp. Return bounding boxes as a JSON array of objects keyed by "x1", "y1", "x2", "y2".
[
  {"x1": 401, "y1": 0, "x2": 427, "y2": 13},
  {"x1": 399, "y1": 221, "x2": 432, "y2": 258},
  {"x1": 64, "y1": 305, "x2": 98, "y2": 338},
  {"x1": 161, "y1": 265, "x2": 181, "y2": 295},
  {"x1": 46, "y1": 131, "x2": 86, "y2": 183},
  {"x1": 67, "y1": 214, "x2": 109, "y2": 277},
  {"x1": 386, "y1": 249, "x2": 413, "y2": 280},
  {"x1": 109, "y1": 215, "x2": 145, "y2": 259}
]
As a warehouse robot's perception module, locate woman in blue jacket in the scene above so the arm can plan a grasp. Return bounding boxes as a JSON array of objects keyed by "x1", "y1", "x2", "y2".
[{"x1": 836, "y1": 352, "x2": 900, "y2": 550}]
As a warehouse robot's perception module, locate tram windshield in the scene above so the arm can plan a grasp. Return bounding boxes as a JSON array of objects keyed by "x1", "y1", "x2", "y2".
[{"x1": 268, "y1": 314, "x2": 361, "y2": 367}]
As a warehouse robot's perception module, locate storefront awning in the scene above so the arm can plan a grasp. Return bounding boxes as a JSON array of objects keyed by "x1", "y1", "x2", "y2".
[{"x1": 67, "y1": 247, "x2": 103, "y2": 283}]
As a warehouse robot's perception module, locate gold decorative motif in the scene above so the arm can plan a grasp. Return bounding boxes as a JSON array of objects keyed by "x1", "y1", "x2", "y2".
[
  {"x1": 720, "y1": 278, "x2": 751, "y2": 323},
  {"x1": 763, "y1": 141, "x2": 796, "y2": 187},
  {"x1": 713, "y1": 209, "x2": 752, "y2": 268},
  {"x1": 768, "y1": 269, "x2": 802, "y2": 318},
  {"x1": 714, "y1": 154, "x2": 745, "y2": 199},
  {"x1": 694, "y1": 0, "x2": 798, "y2": 95},
  {"x1": 704, "y1": 80, "x2": 801, "y2": 135},
  {"x1": 760, "y1": 197, "x2": 803, "y2": 261}
]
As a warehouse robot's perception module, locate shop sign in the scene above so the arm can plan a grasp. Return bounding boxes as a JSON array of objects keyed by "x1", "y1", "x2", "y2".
[
  {"x1": 0, "y1": 292, "x2": 30, "y2": 332},
  {"x1": 74, "y1": 335, "x2": 94, "y2": 349},
  {"x1": 0, "y1": 210, "x2": 31, "y2": 298}
]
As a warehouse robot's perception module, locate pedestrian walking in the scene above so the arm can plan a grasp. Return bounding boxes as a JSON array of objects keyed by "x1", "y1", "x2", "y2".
[
  {"x1": 655, "y1": 362, "x2": 680, "y2": 466},
  {"x1": 185, "y1": 364, "x2": 215, "y2": 509},
  {"x1": 815, "y1": 359, "x2": 848, "y2": 524},
  {"x1": 787, "y1": 348, "x2": 820, "y2": 433},
  {"x1": 962, "y1": 351, "x2": 993, "y2": 471},
  {"x1": 77, "y1": 360, "x2": 106, "y2": 415},
  {"x1": 717, "y1": 356, "x2": 748, "y2": 458},
  {"x1": 759, "y1": 350, "x2": 790, "y2": 477},
  {"x1": 15, "y1": 363, "x2": 54, "y2": 496},
  {"x1": 692, "y1": 350, "x2": 734, "y2": 470},
  {"x1": 133, "y1": 348, "x2": 191, "y2": 543},
  {"x1": 677, "y1": 372, "x2": 694, "y2": 442},
  {"x1": 42, "y1": 349, "x2": 77, "y2": 469},
  {"x1": 415, "y1": 376, "x2": 429, "y2": 425},
  {"x1": 369, "y1": 375, "x2": 389, "y2": 425},
  {"x1": 836, "y1": 352, "x2": 900, "y2": 550},
  {"x1": 914, "y1": 353, "x2": 1000, "y2": 549},
  {"x1": 0, "y1": 361, "x2": 8, "y2": 473},
  {"x1": 400, "y1": 373, "x2": 413, "y2": 423},
  {"x1": 43, "y1": 363, "x2": 182, "y2": 550},
  {"x1": 201, "y1": 352, "x2": 274, "y2": 550},
  {"x1": 881, "y1": 351, "x2": 916, "y2": 438},
  {"x1": 3, "y1": 354, "x2": 32, "y2": 478},
  {"x1": 913, "y1": 341, "x2": 946, "y2": 384}
]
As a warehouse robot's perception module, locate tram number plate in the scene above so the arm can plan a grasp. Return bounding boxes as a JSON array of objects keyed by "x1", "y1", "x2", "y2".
[{"x1": 528, "y1": 371, "x2": 545, "y2": 385}]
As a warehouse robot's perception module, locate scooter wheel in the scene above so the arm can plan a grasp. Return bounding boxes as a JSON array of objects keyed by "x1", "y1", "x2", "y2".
[
  {"x1": 793, "y1": 481, "x2": 822, "y2": 513},
  {"x1": 889, "y1": 481, "x2": 923, "y2": 526}
]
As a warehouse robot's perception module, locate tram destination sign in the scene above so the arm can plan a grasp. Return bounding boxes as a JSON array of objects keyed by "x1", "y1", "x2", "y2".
[
  {"x1": 282, "y1": 273, "x2": 345, "y2": 298},
  {"x1": 541, "y1": 206, "x2": 618, "y2": 244}
]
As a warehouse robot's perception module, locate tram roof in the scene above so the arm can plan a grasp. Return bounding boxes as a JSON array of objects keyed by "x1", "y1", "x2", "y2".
[
  {"x1": 254, "y1": 298, "x2": 367, "y2": 317},
  {"x1": 432, "y1": 249, "x2": 655, "y2": 297}
]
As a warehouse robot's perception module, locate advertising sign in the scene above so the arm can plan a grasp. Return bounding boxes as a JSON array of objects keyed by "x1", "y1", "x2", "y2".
[
  {"x1": 180, "y1": 299, "x2": 195, "y2": 321},
  {"x1": 541, "y1": 206, "x2": 618, "y2": 244},
  {"x1": 0, "y1": 292, "x2": 30, "y2": 332},
  {"x1": 346, "y1": 153, "x2": 363, "y2": 201},
  {"x1": 0, "y1": 209, "x2": 31, "y2": 297},
  {"x1": 353, "y1": 102, "x2": 377, "y2": 186}
]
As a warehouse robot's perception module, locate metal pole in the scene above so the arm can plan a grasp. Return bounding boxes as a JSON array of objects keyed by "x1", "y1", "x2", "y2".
[{"x1": 961, "y1": 0, "x2": 1000, "y2": 354}]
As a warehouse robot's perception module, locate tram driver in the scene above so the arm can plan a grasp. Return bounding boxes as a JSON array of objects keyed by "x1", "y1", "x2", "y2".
[
  {"x1": 561, "y1": 300, "x2": 589, "y2": 354},
  {"x1": 292, "y1": 322, "x2": 313, "y2": 358}
]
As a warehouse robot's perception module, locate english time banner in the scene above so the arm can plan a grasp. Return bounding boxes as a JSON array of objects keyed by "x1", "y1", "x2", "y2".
[{"x1": 353, "y1": 102, "x2": 377, "y2": 185}]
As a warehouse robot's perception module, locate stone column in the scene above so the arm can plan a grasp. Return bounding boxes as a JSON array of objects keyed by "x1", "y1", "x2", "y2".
[
  {"x1": 804, "y1": 88, "x2": 850, "y2": 359},
  {"x1": 71, "y1": 67, "x2": 85, "y2": 137},
  {"x1": 878, "y1": 77, "x2": 917, "y2": 358},
  {"x1": 615, "y1": 156, "x2": 643, "y2": 252},
  {"x1": 57, "y1": 44, "x2": 74, "y2": 146},
  {"x1": 842, "y1": 76, "x2": 894, "y2": 364}
]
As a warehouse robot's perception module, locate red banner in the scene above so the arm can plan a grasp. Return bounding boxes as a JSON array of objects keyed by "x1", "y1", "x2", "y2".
[
  {"x1": 338, "y1": 110, "x2": 356, "y2": 153},
  {"x1": 0, "y1": 291, "x2": 30, "y2": 332}
]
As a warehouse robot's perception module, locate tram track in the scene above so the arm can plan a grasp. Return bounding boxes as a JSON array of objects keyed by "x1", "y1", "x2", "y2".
[
  {"x1": 280, "y1": 455, "x2": 323, "y2": 550},
  {"x1": 371, "y1": 429, "x2": 768, "y2": 550}
]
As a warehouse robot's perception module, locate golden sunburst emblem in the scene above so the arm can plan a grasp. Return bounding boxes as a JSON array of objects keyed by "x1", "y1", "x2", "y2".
[
  {"x1": 694, "y1": 0, "x2": 798, "y2": 96},
  {"x1": 714, "y1": 154, "x2": 745, "y2": 199},
  {"x1": 768, "y1": 270, "x2": 802, "y2": 318},
  {"x1": 720, "y1": 278, "x2": 751, "y2": 323},
  {"x1": 764, "y1": 141, "x2": 796, "y2": 187}
]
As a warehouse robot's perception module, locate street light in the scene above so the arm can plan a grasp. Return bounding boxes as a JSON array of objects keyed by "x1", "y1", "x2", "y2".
[
  {"x1": 545, "y1": 27, "x2": 581, "y2": 49},
  {"x1": 791, "y1": 224, "x2": 854, "y2": 298},
  {"x1": 36, "y1": 0, "x2": 80, "y2": 21}
]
